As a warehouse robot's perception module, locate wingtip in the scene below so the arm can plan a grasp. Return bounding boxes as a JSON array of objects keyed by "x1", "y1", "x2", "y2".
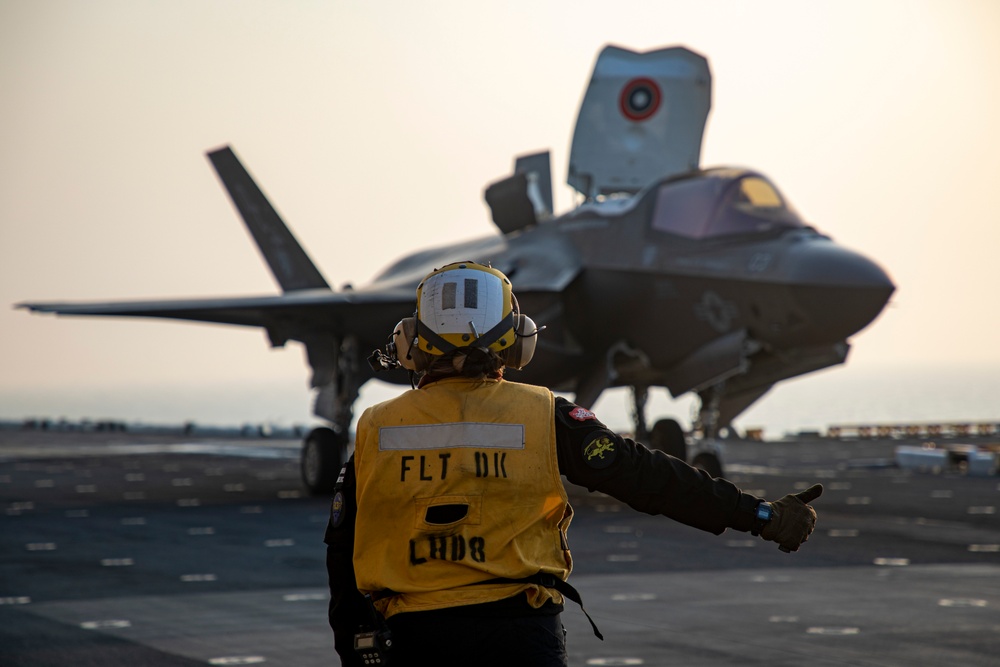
[
  {"x1": 205, "y1": 144, "x2": 234, "y2": 159},
  {"x1": 14, "y1": 302, "x2": 47, "y2": 314}
]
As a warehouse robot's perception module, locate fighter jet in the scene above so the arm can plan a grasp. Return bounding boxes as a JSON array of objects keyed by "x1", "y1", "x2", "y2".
[{"x1": 19, "y1": 45, "x2": 894, "y2": 494}]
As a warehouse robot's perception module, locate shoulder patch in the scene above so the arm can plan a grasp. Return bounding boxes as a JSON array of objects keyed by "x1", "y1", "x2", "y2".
[
  {"x1": 569, "y1": 407, "x2": 597, "y2": 421},
  {"x1": 330, "y1": 491, "x2": 346, "y2": 528},
  {"x1": 582, "y1": 431, "x2": 618, "y2": 469}
]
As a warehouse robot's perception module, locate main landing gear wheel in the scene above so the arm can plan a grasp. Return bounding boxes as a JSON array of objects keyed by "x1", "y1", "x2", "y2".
[
  {"x1": 301, "y1": 427, "x2": 346, "y2": 496},
  {"x1": 649, "y1": 418, "x2": 687, "y2": 461},
  {"x1": 692, "y1": 452, "x2": 724, "y2": 479}
]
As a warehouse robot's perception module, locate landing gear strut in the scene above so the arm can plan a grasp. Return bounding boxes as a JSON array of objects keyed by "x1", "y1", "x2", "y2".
[
  {"x1": 630, "y1": 386, "x2": 687, "y2": 461},
  {"x1": 629, "y1": 384, "x2": 726, "y2": 478},
  {"x1": 691, "y1": 384, "x2": 726, "y2": 478},
  {"x1": 300, "y1": 335, "x2": 361, "y2": 496}
]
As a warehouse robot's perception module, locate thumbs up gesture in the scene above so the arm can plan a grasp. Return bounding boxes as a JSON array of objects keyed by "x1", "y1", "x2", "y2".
[{"x1": 761, "y1": 484, "x2": 824, "y2": 552}]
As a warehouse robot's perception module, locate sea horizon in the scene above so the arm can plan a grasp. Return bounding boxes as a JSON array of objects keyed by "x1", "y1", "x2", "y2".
[{"x1": 3, "y1": 362, "x2": 998, "y2": 441}]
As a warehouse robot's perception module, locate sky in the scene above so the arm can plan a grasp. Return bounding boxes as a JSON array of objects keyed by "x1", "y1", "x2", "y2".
[{"x1": 2, "y1": 0, "x2": 999, "y2": 437}]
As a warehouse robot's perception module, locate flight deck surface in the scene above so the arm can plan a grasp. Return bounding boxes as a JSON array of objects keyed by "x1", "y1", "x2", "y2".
[{"x1": 1, "y1": 430, "x2": 997, "y2": 666}]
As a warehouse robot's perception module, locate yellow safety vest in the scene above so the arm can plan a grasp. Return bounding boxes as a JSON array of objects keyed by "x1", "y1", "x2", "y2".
[{"x1": 353, "y1": 377, "x2": 573, "y2": 618}]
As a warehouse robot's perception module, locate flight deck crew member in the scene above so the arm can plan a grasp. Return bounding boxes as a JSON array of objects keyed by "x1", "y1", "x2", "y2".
[{"x1": 325, "y1": 261, "x2": 823, "y2": 667}]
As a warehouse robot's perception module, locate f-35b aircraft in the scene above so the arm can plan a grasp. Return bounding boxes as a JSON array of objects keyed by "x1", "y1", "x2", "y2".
[{"x1": 20, "y1": 45, "x2": 894, "y2": 494}]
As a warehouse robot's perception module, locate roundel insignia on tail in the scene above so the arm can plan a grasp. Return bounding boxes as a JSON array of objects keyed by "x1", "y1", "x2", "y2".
[{"x1": 619, "y1": 77, "x2": 662, "y2": 121}]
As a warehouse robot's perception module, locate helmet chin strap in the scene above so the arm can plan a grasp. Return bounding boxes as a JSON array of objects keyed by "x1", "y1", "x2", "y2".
[{"x1": 415, "y1": 312, "x2": 515, "y2": 356}]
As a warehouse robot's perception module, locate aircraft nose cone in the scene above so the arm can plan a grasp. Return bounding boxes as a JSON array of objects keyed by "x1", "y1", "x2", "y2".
[
  {"x1": 785, "y1": 240, "x2": 895, "y2": 341},
  {"x1": 786, "y1": 240, "x2": 893, "y2": 289}
]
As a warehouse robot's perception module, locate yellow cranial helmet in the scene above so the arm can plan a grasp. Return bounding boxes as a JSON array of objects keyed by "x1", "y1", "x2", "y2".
[{"x1": 415, "y1": 261, "x2": 516, "y2": 356}]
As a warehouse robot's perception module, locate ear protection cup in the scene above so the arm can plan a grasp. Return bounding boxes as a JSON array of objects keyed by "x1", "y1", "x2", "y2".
[
  {"x1": 504, "y1": 314, "x2": 537, "y2": 370},
  {"x1": 392, "y1": 318, "x2": 432, "y2": 372}
]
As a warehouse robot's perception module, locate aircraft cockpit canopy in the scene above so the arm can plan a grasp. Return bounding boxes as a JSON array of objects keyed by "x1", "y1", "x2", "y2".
[{"x1": 650, "y1": 170, "x2": 804, "y2": 240}]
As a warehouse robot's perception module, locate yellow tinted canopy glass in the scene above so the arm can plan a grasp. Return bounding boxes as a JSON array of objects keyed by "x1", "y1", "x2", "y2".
[{"x1": 737, "y1": 177, "x2": 783, "y2": 208}]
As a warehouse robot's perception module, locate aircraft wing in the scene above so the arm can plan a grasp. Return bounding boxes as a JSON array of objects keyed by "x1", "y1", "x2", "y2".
[
  {"x1": 18, "y1": 277, "x2": 571, "y2": 344},
  {"x1": 17, "y1": 287, "x2": 415, "y2": 347}
]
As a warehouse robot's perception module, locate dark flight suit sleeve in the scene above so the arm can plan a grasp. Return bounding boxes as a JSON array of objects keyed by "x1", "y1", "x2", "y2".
[
  {"x1": 323, "y1": 456, "x2": 366, "y2": 667},
  {"x1": 554, "y1": 397, "x2": 759, "y2": 535}
]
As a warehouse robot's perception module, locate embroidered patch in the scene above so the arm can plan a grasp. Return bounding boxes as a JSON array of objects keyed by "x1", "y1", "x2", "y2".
[
  {"x1": 582, "y1": 432, "x2": 617, "y2": 469},
  {"x1": 569, "y1": 407, "x2": 597, "y2": 421},
  {"x1": 330, "y1": 491, "x2": 346, "y2": 528}
]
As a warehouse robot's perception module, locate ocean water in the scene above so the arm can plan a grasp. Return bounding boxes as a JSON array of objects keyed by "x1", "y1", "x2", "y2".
[
  {"x1": 3, "y1": 363, "x2": 998, "y2": 441},
  {"x1": 732, "y1": 363, "x2": 1000, "y2": 437},
  {"x1": 366, "y1": 363, "x2": 1000, "y2": 439}
]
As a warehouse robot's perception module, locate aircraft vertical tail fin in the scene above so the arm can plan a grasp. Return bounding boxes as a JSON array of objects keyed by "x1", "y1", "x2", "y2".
[
  {"x1": 568, "y1": 45, "x2": 712, "y2": 199},
  {"x1": 207, "y1": 146, "x2": 330, "y2": 292}
]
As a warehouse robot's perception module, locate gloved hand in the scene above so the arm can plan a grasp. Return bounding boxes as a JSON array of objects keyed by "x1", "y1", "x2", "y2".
[{"x1": 761, "y1": 484, "x2": 823, "y2": 552}]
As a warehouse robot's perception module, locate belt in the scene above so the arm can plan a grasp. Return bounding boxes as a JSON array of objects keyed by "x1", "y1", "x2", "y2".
[
  {"x1": 372, "y1": 572, "x2": 603, "y2": 640},
  {"x1": 474, "y1": 572, "x2": 603, "y2": 640}
]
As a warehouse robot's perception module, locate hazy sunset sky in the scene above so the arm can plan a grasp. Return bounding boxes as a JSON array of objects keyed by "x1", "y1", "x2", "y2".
[{"x1": 2, "y1": 0, "x2": 998, "y2": 434}]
